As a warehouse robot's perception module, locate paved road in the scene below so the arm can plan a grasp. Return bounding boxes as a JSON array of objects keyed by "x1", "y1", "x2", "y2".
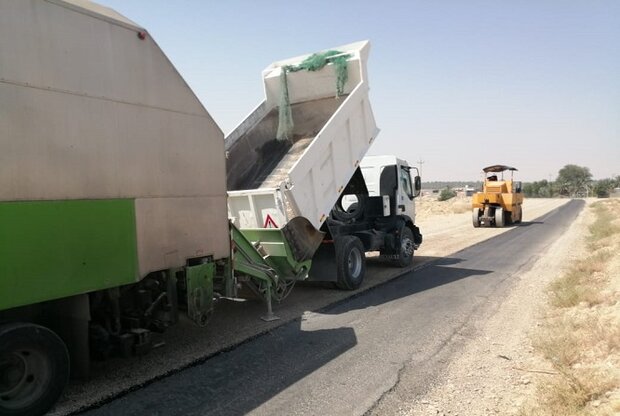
[{"x1": 81, "y1": 200, "x2": 583, "y2": 416}]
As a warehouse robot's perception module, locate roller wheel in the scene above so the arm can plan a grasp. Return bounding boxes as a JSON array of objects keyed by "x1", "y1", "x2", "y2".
[
  {"x1": 334, "y1": 236, "x2": 366, "y2": 290},
  {"x1": 472, "y1": 208, "x2": 481, "y2": 228},
  {"x1": 0, "y1": 323, "x2": 69, "y2": 416},
  {"x1": 494, "y1": 207, "x2": 505, "y2": 227},
  {"x1": 515, "y1": 206, "x2": 523, "y2": 224},
  {"x1": 396, "y1": 227, "x2": 415, "y2": 268}
]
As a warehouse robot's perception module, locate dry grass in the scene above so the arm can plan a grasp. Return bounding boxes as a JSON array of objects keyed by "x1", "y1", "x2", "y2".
[
  {"x1": 521, "y1": 199, "x2": 620, "y2": 416},
  {"x1": 588, "y1": 203, "x2": 620, "y2": 249},
  {"x1": 548, "y1": 250, "x2": 612, "y2": 308},
  {"x1": 529, "y1": 367, "x2": 619, "y2": 415}
]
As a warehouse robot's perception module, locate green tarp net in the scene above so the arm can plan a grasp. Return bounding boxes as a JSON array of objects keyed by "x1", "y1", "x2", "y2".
[{"x1": 276, "y1": 50, "x2": 351, "y2": 141}]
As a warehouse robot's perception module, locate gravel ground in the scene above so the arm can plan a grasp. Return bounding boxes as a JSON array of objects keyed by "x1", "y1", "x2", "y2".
[{"x1": 51, "y1": 198, "x2": 569, "y2": 415}]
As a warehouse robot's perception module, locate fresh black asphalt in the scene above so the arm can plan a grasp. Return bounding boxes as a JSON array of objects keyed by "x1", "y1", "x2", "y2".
[{"x1": 80, "y1": 199, "x2": 584, "y2": 416}]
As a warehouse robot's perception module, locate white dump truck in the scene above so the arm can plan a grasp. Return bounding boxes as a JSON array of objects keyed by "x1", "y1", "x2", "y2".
[
  {"x1": 0, "y1": 2, "x2": 421, "y2": 415},
  {"x1": 226, "y1": 41, "x2": 423, "y2": 290}
]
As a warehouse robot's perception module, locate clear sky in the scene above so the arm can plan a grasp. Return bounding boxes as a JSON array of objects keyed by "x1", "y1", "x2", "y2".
[{"x1": 98, "y1": 0, "x2": 619, "y2": 182}]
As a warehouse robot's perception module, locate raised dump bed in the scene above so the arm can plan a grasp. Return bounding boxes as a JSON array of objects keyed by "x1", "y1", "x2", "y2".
[
  {"x1": 226, "y1": 41, "x2": 379, "y2": 262},
  {"x1": 227, "y1": 96, "x2": 344, "y2": 191}
]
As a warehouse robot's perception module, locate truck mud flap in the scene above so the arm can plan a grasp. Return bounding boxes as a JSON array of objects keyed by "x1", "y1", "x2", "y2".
[
  {"x1": 281, "y1": 217, "x2": 325, "y2": 262},
  {"x1": 413, "y1": 225, "x2": 423, "y2": 248},
  {"x1": 306, "y1": 242, "x2": 337, "y2": 282}
]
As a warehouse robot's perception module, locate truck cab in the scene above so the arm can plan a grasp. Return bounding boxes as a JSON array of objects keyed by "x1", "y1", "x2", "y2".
[
  {"x1": 309, "y1": 155, "x2": 423, "y2": 289},
  {"x1": 360, "y1": 155, "x2": 420, "y2": 219}
]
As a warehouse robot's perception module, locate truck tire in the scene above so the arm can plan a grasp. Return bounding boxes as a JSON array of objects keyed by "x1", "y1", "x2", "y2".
[
  {"x1": 334, "y1": 236, "x2": 366, "y2": 290},
  {"x1": 472, "y1": 208, "x2": 481, "y2": 228},
  {"x1": 0, "y1": 323, "x2": 69, "y2": 416},
  {"x1": 396, "y1": 227, "x2": 415, "y2": 268},
  {"x1": 494, "y1": 207, "x2": 505, "y2": 227},
  {"x1": 331, "y1": 195, "x2": 365, "y2": 222}
]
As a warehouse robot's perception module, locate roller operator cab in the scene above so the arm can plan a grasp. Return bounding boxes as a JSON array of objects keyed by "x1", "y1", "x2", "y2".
[{"x1": 308, "y1": 155, "x2": 423, "y2": 290}]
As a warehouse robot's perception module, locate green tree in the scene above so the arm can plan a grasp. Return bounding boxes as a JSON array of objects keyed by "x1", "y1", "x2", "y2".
[
  {"x1": 523, "y1": 182, "x2": 535, "y2": 197},
  {"x1": 438, "y1": 187, "x2": 456, "y2": 201},
  {"x1": 523, "y1": 180, "x2": 556, "y2": 198},
  {"x1": 592, "y1": 178, "x2": 618, "y2": 198},
  {"x1": 556, "y1": 165, "x2": 592, "y2": 197}
]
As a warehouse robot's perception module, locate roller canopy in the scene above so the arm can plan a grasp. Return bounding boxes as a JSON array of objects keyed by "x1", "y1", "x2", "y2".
[{"x1": 483, "y1": 165, "x2": 518, "y2": 173}]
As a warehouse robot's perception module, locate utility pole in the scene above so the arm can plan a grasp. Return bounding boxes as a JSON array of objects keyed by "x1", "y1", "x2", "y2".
[{"x1": 417, "y1": 158, "x2": 425, "y2": 179}]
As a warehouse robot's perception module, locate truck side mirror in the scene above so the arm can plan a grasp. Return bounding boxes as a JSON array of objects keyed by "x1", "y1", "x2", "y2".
[
  {"x1": 414, "y1": 175, "x2": 421, "y2": 197},
  {"x1": 514, "y1": 181, "x2": 522, "y2": 193}
]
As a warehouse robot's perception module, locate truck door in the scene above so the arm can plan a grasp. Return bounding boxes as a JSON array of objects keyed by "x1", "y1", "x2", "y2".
[{"x1": 398, "y1": 165, "x2": 416, "y2": 214}]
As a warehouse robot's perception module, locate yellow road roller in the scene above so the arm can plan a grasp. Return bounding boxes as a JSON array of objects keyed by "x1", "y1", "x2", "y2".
[{"x1": 472, "y1": 165, "x2": 524, "y2": 227}]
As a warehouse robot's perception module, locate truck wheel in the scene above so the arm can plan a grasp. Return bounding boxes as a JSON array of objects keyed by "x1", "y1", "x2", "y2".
[
  {"x1": 0, "y1": 323, "x2": 69, "y2": 416},
  {"x1": 472, "y1": 208, "x2": 481, "y2": 228},
  {"x1": 515, "y1": 206, "x2": 523, "y2": 224},
  {"x1": 494, "y1": 207, "x2": 505, "y2": 227},
  {"x1": 335, "y1": 236, "x2": 366, "y2": 290},
  {"x1": 396, "y1": 227, "x2": 415, "y2": 268}
]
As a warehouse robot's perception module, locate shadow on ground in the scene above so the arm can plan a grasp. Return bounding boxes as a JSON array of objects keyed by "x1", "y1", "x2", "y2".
[{"x1": 81, "y1": 318, "x2": 356, "y2": 416}]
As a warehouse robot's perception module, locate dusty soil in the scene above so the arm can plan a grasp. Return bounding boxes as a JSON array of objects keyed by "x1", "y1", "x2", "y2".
[{"x1": 400, "y1": 197, "x2": 592, "y2": 415}]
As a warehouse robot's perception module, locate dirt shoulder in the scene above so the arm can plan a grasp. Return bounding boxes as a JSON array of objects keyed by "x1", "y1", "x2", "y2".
[{"x1": 400, "y1": 198, "x2": 597, "y2": 415}]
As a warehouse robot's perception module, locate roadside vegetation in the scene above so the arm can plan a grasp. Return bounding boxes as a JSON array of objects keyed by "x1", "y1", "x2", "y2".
[
  {"x1": 423, "y1": 164, "x2": 619, "y2": 199},
  {"x1": 438, "y1": 187, "x2": 457, "y2": 201},
  {"x1": 521, "y1": 199, "x2": 620, "y2": 415},
  {"x1": 523, "y1": 165, "x2": 620, "y2": 198}
]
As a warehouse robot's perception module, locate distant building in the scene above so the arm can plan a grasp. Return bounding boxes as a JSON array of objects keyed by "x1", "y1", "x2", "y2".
[{"x1": 457, "y1": 186, "x2": 475, "y2": 197}]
